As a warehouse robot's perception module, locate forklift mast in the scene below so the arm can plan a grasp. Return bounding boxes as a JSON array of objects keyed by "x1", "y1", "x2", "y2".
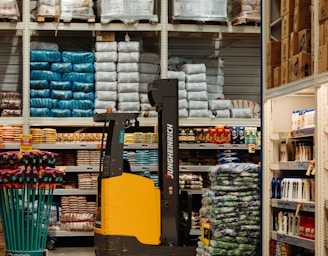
[{"x1": 148, "y1": 79, "x2": 179, "y2": 246}]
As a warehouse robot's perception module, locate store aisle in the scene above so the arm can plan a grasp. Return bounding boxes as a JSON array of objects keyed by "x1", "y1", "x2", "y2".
[{"x1": 49, "y1": 247, "x2": 95, "y2": 256}]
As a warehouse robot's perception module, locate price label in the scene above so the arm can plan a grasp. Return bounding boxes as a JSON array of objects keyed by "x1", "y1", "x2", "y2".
[
  {"x1": 20, "y1": 134, "x2": 32, "y2": 151},
  {"x1": 202, "y1": 223, "x2": 211, "y2": 246}
]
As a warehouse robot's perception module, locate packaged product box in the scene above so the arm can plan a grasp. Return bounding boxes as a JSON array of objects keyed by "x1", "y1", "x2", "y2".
[
  {"x1": 298, "y1": 29, "x2": 311, "y2": 53},
  {"x1": 281, "y1": 37, "x2": 289, "y2": 63},
  {"x1": 273, "y1": 66, "x2": 281, "y2": 87},
  {"x1": 318, "y1": 44, "x2": 328, "y2": 73},
  {"x1": 293, "y1": 7, "x2": 311, "y2": 33},
  {"x1": 95, "y1": 31, "x2": 115, "y2": 42},
  {"x1": 267, "y1": 41, "x2": 281, "y2": 66},
  {"x1": 281, "y1": 13, "x2": 294, "y2": 39},
  {"x1": 289, "y1": 52, "x2": 311, "y2": 81},
  {"x1": 289, "y1": 32, "x2": 299, "y2": 57},
  {"x1": 281, "y1": 0, "x2": 294, "y2": 16},
  {"x1": 319, "y1": 0, "x2": 328, "y2": 22},
  {"x1": 267, "y1": 65, "x2": 279, "y2": 89},
  {"x1": 281, "y1": 61, "x2": 289, "y2": 85}
]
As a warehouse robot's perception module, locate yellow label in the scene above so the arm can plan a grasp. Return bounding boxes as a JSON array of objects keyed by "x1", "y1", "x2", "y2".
[
  {"x1": 202, "y1": 223, "x2": 211, "y2": 246},
  {"x1": 248, "y1": 144, "x2": 255, "y2": 153},
  {"x1": 20, "y1": 134, "x2": 32, "y2": 151}
]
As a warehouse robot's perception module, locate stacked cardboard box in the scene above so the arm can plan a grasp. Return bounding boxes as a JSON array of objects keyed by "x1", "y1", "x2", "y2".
[
  {"x1": 266, "y1": 0, "x2": 312, "y2": 88},
  {"x1": 318, "y1": 0, "x2": 328, "y2": 73}
]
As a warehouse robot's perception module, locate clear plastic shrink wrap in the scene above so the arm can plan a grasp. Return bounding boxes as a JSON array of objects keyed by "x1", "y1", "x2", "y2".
[
  {"x1": 60, "y1": 0, "x2": 95, "y2": 21},
  {"x1": 97, "y1": 0, "x2": 158, "y2": 24},
  {"x1": 0, "y1": 0, "x2": 20, "y2": 20},
  {"x1": 196, "y1": 163, "x2": 260, "y2": 256},
  {"x1": 94, "y1": 41, "x2": 118, "y2": 113},
  {"x1": 30, "y1": 47, "x2": 95, "y2": 117},
  {"x1": 36, "y1": 0, "x2": 60, "y2": 17},
  {"x1": 171, "y1": 0, "x2": 260, "y2": 25}
]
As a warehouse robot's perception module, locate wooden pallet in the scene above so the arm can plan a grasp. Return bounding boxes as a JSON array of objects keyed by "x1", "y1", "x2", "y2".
[
  {"x1": 36, "y1": 15, "x2": 60, "y2": 22},
  {"x1": 60, "y1": 16, "x2": 96, "y2": 23}
]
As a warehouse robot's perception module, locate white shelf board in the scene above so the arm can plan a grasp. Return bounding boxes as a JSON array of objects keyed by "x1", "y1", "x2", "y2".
[
  {"x1": 0, "y1": 22, "x2": 23, "y2": 30},
  {"x1": 270, "y1": 161, "x2": 312, "y2": 171},
  {"x1": 29, "y1": 22, "x2": 162, "y2": 32},
  {"x1": 180, "y1": 165, "x2": 212, "y2": 172},
  {"x1": 271, "y1": 199, "x2": 315, "y2": 212},
  {"x1": 0, "y1": 117, "x2": 24, "y2": 125},
  {"x1": 167, "y1": 24, "x2": 260, "y2": 34},
  {"x1": 53, "y1": 189, "x2": 96, "y2": 195},
  {"x1": 180, "y1": 188, "x2": 205, "y2": 195},
  {"x1": 271, "y1": 231, "x2": 315, "y2": 251},
  {"x1": 48, "y1": 230, "x2": 94, "y2": 237},
  {"x1": 28, "y1": 117, "x2": 260, "y2": 127},
  {"x1": 33, "y1": 143, "x2": 100, "y2": 150},
  {"x1": 264, "y1": 76, "x2": 315, "y2": 99},
  {"x1": 189, "y1": 229, "x2": 201, "y2": 236},
  {"x1": 179, "y1": 143, "x2": 260, "y2": 150}
]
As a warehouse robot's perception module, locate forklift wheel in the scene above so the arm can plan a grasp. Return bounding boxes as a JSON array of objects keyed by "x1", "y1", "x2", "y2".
[{"x1": 46, "y1": 239, "x2": 56, "y2": 250}]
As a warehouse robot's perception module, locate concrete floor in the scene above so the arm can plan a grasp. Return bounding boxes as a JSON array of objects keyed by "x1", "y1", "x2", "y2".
[{"x1": 48, "y1": 247, "x2": 95, "y2": 256}]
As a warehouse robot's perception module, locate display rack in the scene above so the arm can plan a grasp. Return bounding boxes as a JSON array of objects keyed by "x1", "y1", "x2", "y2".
[
  {"x1": 0, "y1": 0, "x2": 262, "y2": 243},
  {"x1": 262, "y1": 0, "x2": 328, "y2": 255}
]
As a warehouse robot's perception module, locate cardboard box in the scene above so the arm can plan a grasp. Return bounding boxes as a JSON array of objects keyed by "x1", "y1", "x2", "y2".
[
  {"x1": 320, "y1": 22, "x2": 325, "y2": 46},
  {"x1": 281, "y1": 37, "x2": 290, "y2": 63},
  {"x1": 318, "y1": 44, "x2": 328, "y2": 73},
  {"x1": 294, "y1": 0, "x2": 311, "y2": 8},
  {"x1": 281, "y1": 61, "x2": 289, "y2": 85},
  {"x1": 281, "y1": 0, "x2": 295, "y2": 16},
  {"x1": 281, "y1": 14, "x2": 294, "y2": 39},
  {"x1": 298, "y1": 29, "x2": 311, "y2": 53},
  {"x1": 324, "y1": 20, "x2": 328, "y2": 45},
  {"x1": 290, "y1": 32, "x2": 299, "y2": 57},
  {"x1": 319, "y1": 0, "x2": 328, "y2": 22},
  {"x1": 267, "y1": 41, "x2": 281, "y2": 66},
  {"x1": 293, "y1": 7, "x2": 311, "y2": 33},
  {"x1": 273, "y1": 66, "x2": 281, "y2": 87},
  {"x1": 95, "y1": 31, "x2": 115, "y2": 42},
  {"x1": 289, "y1": 52, "x2": 311, "y2": 81},
  {"x1": 267, "y1": 65, "x2": 279, "y2": 89}
]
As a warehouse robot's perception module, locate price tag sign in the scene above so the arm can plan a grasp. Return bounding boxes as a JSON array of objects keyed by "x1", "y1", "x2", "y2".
[
  {"x1": 202, "y1": 223, "x2": 211, "y2": 246},
  {"x1": 20, "y1": 134, "x2": 32, "y2": 151}
]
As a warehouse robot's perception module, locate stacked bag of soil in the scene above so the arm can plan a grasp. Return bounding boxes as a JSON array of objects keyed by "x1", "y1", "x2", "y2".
[{"x1": 197, "y1": 163, "x2": 260, "y2": 256}]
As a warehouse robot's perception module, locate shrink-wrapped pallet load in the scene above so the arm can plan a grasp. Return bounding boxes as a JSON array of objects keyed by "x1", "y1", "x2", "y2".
[
  {"x1": 0, "y1": 0, "x2": 20, "y2": 20},
  {"x1": 94, "y1": 41, "x2": 118, "y2": 113},
  {"x1": 139, "y1": 52, "x2": 160, "y2": 117},
  {"x1": 180, "y1": 63, "x2": 209, "y2": 118},
  {"x1": 196, "y1": 163, "x2": 260, "y2": 256},
  {"x1": 116, "y1": 41, "x2": 141, "y2": 112},
  {"x1": 97, "y1": 0, "x2": 158, "y2": 24}
]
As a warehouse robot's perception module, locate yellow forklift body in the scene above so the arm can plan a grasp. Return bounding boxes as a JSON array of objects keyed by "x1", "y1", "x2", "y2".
[{"x1": 94, "y1": 173, "x2": 161, "y2": 245}]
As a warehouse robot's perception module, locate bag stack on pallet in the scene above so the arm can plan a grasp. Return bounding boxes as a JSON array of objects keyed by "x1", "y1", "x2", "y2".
[
  {"x1": 139, "y1": 52, "x2": 160, "y2": 117},
  {"x1": 0, "y1": 0, "x2": 20, "y2": 20},
  {"x1": 167, "y1": 70, "x2": 188, "y2": 118},
  {"x1": 196, "y1": 163, "x2": 260, "y2": 256},
  {"x1": 30, "y1": 42, "x2": 95, "y2": 117},
  {"x1": 180, "y1": 63, "x2": 209, "y2": 118},
  {"x1": 117, "y1": 41, "x2": 141, "y2": 112},
  {"x1": 94, "y1": 41, "x2": 118, "y2": 113},
  {"x1": 96, "y1": 0, "x2": 158, "y2": 24}
]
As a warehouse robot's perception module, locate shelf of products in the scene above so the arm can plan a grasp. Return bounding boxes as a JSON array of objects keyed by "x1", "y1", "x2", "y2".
[
  {"x1": 262, "y1": 0, "x2": 328, "y2": 255},
  {"x1": 0, "y1": 0, "x2": 262, "y2": 245}
]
